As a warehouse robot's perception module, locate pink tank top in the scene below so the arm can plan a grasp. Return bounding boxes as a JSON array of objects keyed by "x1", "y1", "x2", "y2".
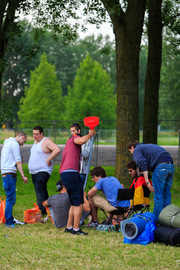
[{"x1": 60, "y1": 135, "x2": 81, "y2": 174}]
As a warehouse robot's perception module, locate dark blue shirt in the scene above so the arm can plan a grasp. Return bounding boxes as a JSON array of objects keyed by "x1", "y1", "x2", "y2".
[{"x1": 133, "y1": 143, "x2": 173, "y2": 172}]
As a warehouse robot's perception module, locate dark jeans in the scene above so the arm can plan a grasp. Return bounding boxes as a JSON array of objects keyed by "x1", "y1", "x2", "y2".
[{"x1": 31, "y1": 172, "x2": 50, "y2": 216}]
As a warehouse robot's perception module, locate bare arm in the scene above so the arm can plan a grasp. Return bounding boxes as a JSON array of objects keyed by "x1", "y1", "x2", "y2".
[
  {"x1": 88, "y1": 187, "x2": 98, "y2": 198},
  {"x1": 143, "y1": 171, "x2": 154, "y2": 192},
  {"x1": 42, "y1": 200, "x2": 49, "y2": 207},
  {"x1": 44, "y1": 139, "x2": 61, "y2": 166},
  {"x1": 74, "y1": 129, "x2": 96, "y2": 146},
  {"x1": 83, "y1": 192, "x2": 90, "y2": 212},
  {"x1": 16, "y1": 161, "x2": 28, "y2": 183}
]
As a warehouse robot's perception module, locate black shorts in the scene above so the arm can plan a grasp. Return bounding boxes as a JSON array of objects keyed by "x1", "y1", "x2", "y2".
[{"x1": 60, "y1": 171, "x2": 84, "y2": 206}]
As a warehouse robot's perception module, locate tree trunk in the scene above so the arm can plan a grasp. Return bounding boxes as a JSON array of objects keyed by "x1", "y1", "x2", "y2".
[
  {"x1": 0, "y1": 1, "x2": 21, "y2": 96},
  {"x1": 102, "y1": 0, "x2": 146, "y2": 181},
  {"x1": 143, "y1": 0, "x2": 162, "y2": 144}
]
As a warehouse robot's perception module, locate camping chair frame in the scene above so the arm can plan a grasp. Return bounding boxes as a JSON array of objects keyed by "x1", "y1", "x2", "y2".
[{"x1": 101, "y1": 187, "x2": 150, "y2": 224}]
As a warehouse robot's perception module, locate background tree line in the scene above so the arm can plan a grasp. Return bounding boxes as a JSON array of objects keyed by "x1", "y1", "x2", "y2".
[
  {"x1": 2, "y1": 20, "x2": 179, "y2": 130},
  {"x1": 1, "y1": 0, "x2": 179, "y2": 179}
]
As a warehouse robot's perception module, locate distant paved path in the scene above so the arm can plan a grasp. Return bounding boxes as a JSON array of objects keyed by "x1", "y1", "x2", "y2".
[{"x1": 0, "y1": 144, "x2": 179, "y2": 167}]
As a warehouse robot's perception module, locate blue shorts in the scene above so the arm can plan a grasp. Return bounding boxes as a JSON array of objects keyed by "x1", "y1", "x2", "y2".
[{"x1": 60, "y1": 172, "x2": 84, "y2": 206}]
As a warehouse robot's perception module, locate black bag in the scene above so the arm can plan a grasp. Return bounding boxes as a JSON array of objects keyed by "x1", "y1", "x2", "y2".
[{"x1": 154, "y1": 226, "x2": 180, "y2": 246}]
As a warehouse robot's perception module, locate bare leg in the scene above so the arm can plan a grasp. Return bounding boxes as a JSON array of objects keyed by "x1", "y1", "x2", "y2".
[
  {"x1": 88, "y1": 197, "x2": 98, "y2": 222},
  {"x1": 73, "y1": 204, "x2": 83, "y2": 230},
  {"x1": 66, "y1": 206, "x2": 74, "y2": 228}
]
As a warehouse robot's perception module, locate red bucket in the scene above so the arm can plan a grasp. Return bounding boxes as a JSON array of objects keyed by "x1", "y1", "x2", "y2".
[{"x1": 83, "y1": 116, "x2": 99, "y2": 129}]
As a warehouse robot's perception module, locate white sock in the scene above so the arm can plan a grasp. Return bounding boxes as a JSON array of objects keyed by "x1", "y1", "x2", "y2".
[
  {"x1": 73, "y1": 228, "x2": 79, "y2": 232},
  {"x1": 67, "y1": 227, "x2": 73, "y2": 230}
]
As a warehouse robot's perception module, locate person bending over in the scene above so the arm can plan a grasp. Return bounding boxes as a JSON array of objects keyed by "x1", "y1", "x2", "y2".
[
  {"x1": 1, "y1": 132, "x2": 28, "y2": 228},
  {"x1": 127, "y1": 140, "x2": 174, "y2": 220}
]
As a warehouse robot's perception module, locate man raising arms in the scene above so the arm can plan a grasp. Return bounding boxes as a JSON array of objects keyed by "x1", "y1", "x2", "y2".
[{"x1": 60, "y1": 123, "x2": 95, "y2": 235}]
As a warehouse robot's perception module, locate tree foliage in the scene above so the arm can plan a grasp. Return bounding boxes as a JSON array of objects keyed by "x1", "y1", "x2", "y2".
[
  {"x1": 18, "y1": 53, "x2": 63, "y2": 127},
  {"x1": 3, "y1": 21, "x2": 116, "y2": 121},
  {"x1": 64, "y1": 54, "x2": 116, "y2": 128},
  {"x1": 1, "y1": 0, "x2": 180, "y2": 179},
  {"x1": 0, "y1": 0, "x2": 85, "y2": 97},
  {"x1": 159, "y1": 54, "x2": 180, "y2": 129}
]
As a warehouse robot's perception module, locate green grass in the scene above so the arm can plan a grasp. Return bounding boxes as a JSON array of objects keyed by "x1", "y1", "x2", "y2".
[
  {"x1": 0, "y1": 129, "x2": 179, "y2": 145},
  {"x1": 0, "y1": 166, "x2": 180, "y2": 269}
]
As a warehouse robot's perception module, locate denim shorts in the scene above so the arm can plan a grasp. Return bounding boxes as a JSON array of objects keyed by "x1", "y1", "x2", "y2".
[{"x1": 60, "y1": 171, "x2": 84, "y2": 206}]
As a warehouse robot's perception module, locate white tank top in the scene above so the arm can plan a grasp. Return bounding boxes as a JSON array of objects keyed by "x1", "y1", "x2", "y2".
[{"x1": 28, "y1": 137, "x2": 53, "y2": 175}]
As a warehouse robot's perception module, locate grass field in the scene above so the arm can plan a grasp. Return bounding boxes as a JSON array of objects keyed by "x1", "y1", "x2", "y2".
[{"x1": 0, "y1": 166, "x2": 180, "y2": 270}]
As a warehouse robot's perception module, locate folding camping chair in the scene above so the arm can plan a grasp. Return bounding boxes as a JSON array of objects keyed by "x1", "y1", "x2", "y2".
[{"x1": 102, "y1": 186, "x2": 151, "y2": 225}]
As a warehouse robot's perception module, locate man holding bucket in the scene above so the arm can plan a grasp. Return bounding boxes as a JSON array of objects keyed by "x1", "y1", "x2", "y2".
[{"x1": 60, "y1": 120, "x2": 96, "y2": 235}]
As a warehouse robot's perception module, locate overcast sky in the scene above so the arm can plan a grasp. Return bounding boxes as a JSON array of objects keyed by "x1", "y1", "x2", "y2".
[
  {"x1": 18, "y1": 5, "x2": 115, "y2": 41},
  {"x1": 77, "y1": 21, "x2": 114, "y2": 41}
]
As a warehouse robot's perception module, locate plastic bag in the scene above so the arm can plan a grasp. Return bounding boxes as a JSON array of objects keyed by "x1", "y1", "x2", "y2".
[
  {"x1": 124, "y1": 221, "x2": 156, "y2": 245},
  {"x1": 23, "y1": 203, "x2": 42, "y2": 224},
  {"x1": 0, "y1": 197, "x2": 6, "y2": 224}
]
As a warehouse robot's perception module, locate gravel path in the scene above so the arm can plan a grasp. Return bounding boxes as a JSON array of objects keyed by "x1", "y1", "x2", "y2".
[{"x1": 0, "y1": 144, "x2": 179, "y2": 167}]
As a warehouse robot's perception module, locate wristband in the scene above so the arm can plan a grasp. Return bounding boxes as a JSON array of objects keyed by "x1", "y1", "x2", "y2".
[
  {"x1": 146, "y1": 181, "x2": 150, "y2": 185},
  {"x1": 89, "y1": 133, "x2": 93, "y2": 137},
  {"x1": 22, "y1": 175, "x2": 25, "y2": 178}
]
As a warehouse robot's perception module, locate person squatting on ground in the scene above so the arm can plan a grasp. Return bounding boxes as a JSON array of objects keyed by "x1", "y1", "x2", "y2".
[
  {"x1": 127, "y1": 140, "x2": 175, "y2": 220},
  {"x1": 43, "y1": 180, "x2": 90, "y2": 228},
  {"x1": 60, "y1": 123, "x2": 95, "y2": 235},
  {"x1": 87, "y1": 166, "x2": 130, "y2": 227},
  {"x1": 1, "y1": 132, "x2": 28, "y2": 228},
  {"x1": 28, "y1": 126, "x2": 61, "y2": 216}
]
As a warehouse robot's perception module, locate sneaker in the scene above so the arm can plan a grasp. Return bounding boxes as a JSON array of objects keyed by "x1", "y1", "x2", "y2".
[
  {"x1": 85, "y1": 220, "x2": 99, "y2": 228},
  {"x1": 40, "y1": 215, "x2": 48, "y2": 223},
  {"x1": 6, "y1": 224, "x2": 18, "y2": 229},
  {"x1": 65, "y1": 227, "x2": 73, "y2": 233},
  {"x1": 13, "y1": 218, "x2": 25, "y2": 225},
  {"x1": 71, "y1": 229, "x2": 88, "y2": 235},
  {"x1": 43, "y1": 215, "x2": 49, "y2": 223}
]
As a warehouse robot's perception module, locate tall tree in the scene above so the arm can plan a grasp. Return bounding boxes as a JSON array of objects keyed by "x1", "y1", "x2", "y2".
[
  {"x1": 143, "y1": 0, "x2": 180, "y2": 143},
  {"x1": 139, "y1": 47, "x2": 148, "y2": 130},
  {"x1": 0, "y1": 0, "x2": 80, "y2": 96},
  {"x1": 64, "y1": 54, "x2": 116, "y2": 128},
  {"x1": 3, "y1": 20, "x2": 116, "y2": 121},
  {"x1": 99, "y1": 0, "x2": 146, "y2": 179},
  {"x1": 0, "y1": 0, "x2": 21, "y2": 97},
  {"x1": 143, "y1": 0, "x2": 163, "y2": 144},
  {"x1": 18, "y1": 53, "x2": 63, "y2": 128}
]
